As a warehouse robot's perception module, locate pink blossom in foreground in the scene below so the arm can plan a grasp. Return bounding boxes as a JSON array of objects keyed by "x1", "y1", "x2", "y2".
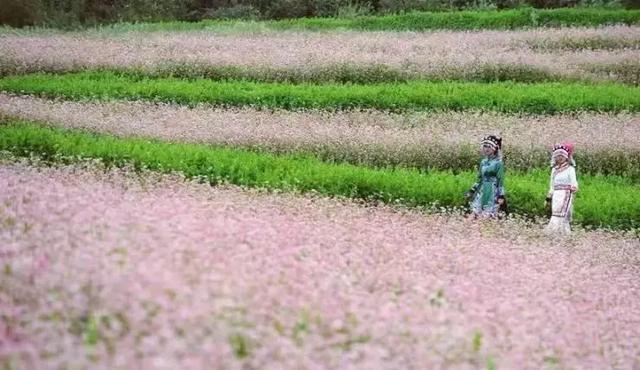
[
  {"x1": 1, "y1": 26, "x2": 638, "y2": 82},
  {"x1": 1, "y1": 161, "x2": 639, "y2": 369}
]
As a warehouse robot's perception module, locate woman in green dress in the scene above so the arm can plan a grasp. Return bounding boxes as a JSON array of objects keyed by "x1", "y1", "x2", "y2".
[{"x1": 465, "y1": 135, "x2": 506, "y2": 218}]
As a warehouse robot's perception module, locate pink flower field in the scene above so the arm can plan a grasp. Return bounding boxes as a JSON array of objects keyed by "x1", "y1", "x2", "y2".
[
  {"x1": 1, "y1": 162, "x2": 639, "y2": 370},
  {"x1": 1, "y1": 26, "x2": 638, "y2": 82},
  {"x1": 3, "y1": 94, "x2": 639, "y2": 154}
]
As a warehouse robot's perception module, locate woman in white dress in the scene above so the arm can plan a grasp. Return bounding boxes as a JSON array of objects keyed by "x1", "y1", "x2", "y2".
[{"x1": 545, "y1": 142, "x2": 579, "y2": 234}]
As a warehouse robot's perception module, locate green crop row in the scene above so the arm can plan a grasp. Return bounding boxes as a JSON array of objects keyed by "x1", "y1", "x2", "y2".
[
  {"x1": 1, "y1": 120, "x2": 638, "y2": 230},
  {"x1": 0, "y1": 62, "x2": 577, "y2": 85},
  {"x1": 273, "y1": 8, "x2": 640, "y2": 31},
  {"x1": 2, "y1": 72, "x2": 639, "y2": 114},
  {"x1": 84, "y1": 8, "x2": 640, "y2": 33}
]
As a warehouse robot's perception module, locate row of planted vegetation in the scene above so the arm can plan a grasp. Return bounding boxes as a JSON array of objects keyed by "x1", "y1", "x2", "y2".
[
  {"x1": 1, "y1": 72, "x2": 639, "y2": 113},
  {"x1": 1, "y1": 62, "x2": 639, "y2": 86},
  {"x1": 3, "y1": 4, "x2": 640, "y2": 29},
  {"x1": 1, "y1": 121, "x2": 639, "y2": 230},
  {"x1": 80, "y1": 7, "x2": 640, "y2": 31},
  {"x1": 2, "y1": 26, "x2": 640, "y2": 84}
]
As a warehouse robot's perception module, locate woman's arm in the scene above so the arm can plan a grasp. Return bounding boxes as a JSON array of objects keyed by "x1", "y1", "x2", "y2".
[
  {"x1": 569, "y1": 166, "x2": 579, "y2": 192},
  {"x1": 496, "y1": 160, "x2": 505, "y2": 197},
  {"x1": 548, "y1": 168, "x2": 555, "y2": 198}
]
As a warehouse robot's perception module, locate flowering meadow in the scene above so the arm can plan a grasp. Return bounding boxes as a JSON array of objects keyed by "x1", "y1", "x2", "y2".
[
  {"x1": 1, "y1": 26, "x2": 639, "y2": 84},
  {"x1": 1, "y1": 161, "x2": 639, "y2": 369},
  {"x1": 1, "y1": 10, "x2": 640, "y2": 370}
]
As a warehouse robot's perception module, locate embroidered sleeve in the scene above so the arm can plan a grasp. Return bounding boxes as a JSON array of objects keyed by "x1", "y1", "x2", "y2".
[
  {"x1": 496, "y1": 161, "x2": 505, "y2": 197},
  {"x1": 548, "y1": 168, "x2": 555, "y2": 197}
]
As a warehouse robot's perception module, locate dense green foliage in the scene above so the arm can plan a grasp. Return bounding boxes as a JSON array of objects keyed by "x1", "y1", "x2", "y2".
[
  {"x1": 2, "y1": 72, "x2": 639, "y2": 114},
  {"x1": 1, "y1": 2, "x2": 639, "y2": 29}
]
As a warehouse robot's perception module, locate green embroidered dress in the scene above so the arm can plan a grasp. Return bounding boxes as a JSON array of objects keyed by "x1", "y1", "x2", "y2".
[{"x1": 468, "y1": 155, "x2": 505, "y2": 217}]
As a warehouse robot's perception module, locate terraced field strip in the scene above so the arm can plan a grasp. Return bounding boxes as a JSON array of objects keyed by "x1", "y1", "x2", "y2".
[
  {"x1": 63, "y1": 8, "x2": 640, "y2": 32},
  {"x1": 2, "y1": 72, "x2": 639, "y2": 113},
  {"x1": 2, "y1": 26, "x2": 638, "y2": 84},
  {"x1": 2, "y1": 94, "x2": 639, "y2": 180},
  {"x1": 1, "y1": 121, "x2": 638, "y2": 229}
]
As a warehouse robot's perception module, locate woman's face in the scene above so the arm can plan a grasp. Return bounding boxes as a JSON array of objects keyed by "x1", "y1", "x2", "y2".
[
  {"x1": 482, "y1": 145, "x2": 495, "y2": 157},
  {"x1": 554, "y1": 155, "x2": 567, "y2": 166}
]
